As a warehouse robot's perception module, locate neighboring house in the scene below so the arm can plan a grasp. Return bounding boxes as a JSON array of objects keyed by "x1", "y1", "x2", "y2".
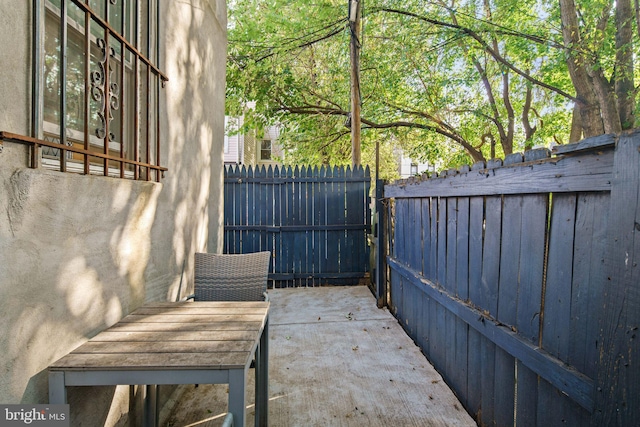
[
  {"x1": 0, "y1": 1, "x2": 227, "y2": 425},
  {"x1": 224, "y1": 115, "x2": 283, "y2": 167},
  {"x1": 395, "y1": 148, "x2": 432, "y2": 178}
]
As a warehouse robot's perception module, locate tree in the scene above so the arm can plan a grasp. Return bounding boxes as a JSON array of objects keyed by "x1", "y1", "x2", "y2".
[
  {"x1": 560, "y1": 0, "x2": 637, "y2": 138},
  {"x1": 226, "y1": 0, "x2": 638, "y2": 169}
]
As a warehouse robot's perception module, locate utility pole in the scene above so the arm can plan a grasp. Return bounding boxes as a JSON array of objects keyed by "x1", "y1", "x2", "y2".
[{"x1": 349, "y1": 0, "x2": 362, "y2": 167}]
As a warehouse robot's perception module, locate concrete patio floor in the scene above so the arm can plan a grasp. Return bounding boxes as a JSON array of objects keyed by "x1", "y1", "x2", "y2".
[{"x1": 162, "y1": 285, "x2": 476, "y2": 427}]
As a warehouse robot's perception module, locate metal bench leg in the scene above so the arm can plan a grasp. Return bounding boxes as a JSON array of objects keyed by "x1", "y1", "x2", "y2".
[
  {"x1": 255, "y1": 319, "x2": 269, "y2": 426},
  {"x1": 48, "y1": 371, "x2": 67, "y2": 404},
  {"x1": 228, "y1": 368, "x2": 247, "y2": 427}
]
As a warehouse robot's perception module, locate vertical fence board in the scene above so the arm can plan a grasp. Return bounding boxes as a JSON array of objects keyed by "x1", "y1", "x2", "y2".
[
  {"x1": 569, "y1": 193, "x2": 608, "y2": 378},
  {"x1": 456, "y1": 197, "x2": 470, "y2": 300},
  {"x1": 445, "y1": 198, "x2": 458, "y2": 392},
  {"x1": 312, "y1": 166, "x2": 321, "y2": 285},
  {"x1": 237, "y1": 166, "x2": 246, "y2": 252},
  {"x1": 494, "y1": 195, "x2": 522, "y2": 426},
  {"x1": 466, "y1": 196, "x2": 485, "y2": 420},
  {"x1": 282, "y1": 166, "x2": 293, "y2": 286},
  {"x1": 412, "y1": 197, "x2": 423, "y2": 271},
  {"x1": 593, "y1": 132, "x2": 640, "y2": 426},
  {"x1": 543, "y1": 194, "x2": 577, "y2": 360},
  {"x1": 410, "y1": 198, "x2": 422, "y2": 339},
  {"x1": 274, "y1": 166, "x2": 284, "y2": 284},
  {"x1": 455, "y1": 197, "x2": 470, "y2": 409},
  {"x1": 515, "y1": 194, "x2": 547, "y2": 426},
  {"x1": 515, "y1": 363, "x2": 538, "y2": 427},
  {"x1": 346, "y1": 168, "x2": 359, "y2": 275},
  {"x1": 296, "y1": 166, "x2": 307, "y2": 285},
  {"x1": 319, "y1": 165, "x2": 328, "y2": 285},
  {"x1": 436, "y1": 197, "x2": 448, "y2": 390},
  {"x1": 399, "y1": 196, "x2": 407, "y2": 267},
  {"x1": 429, "y1": 198, "x2": 438, "y2": 282},
  {"x1": 419, "y1": 198, "x2": 432, "y2": 359},
  {"x1": 255, "y1": 166, "x2": 264, "y2": 252},
  {"x1": 337, "y1": 167, "x2": 348, "y2": 284},
  {"x1": 480, "y1": 196, "x2": 502, "y2": 424},
  {"x1": 364, "y1": 168, "x2": 372, "y2": 275},
  {"x1": 446, "y1": 198, "x2": 458, "y2": 294},
  {"x1": 421, "y1": 198, "x2": 432, "y2": 278},
  {"x1": 305, "y1": 166, "x2": 314, "y2": 285},
  {"x1": 437, "y1": 198, "x2": 447, "y2": 287},
  {"x1": 482, "y1": 196, "x2": 502, "y2": 316},
  {"x1": 224, "y1": 166, "x2": 235, "y2": 253},
  {"x1": 541, "y1": 193, "x2": 579, "y2": 424},
  {"x1": 327, "y1": 167, "x2": 340, "y2": 282},
  {"x1": 517, "y1": 195, "x2": 547, "y2": 343},
  {"x1": 291, "y1": 166, "x2": 301, "y2": 284},
  {"x1": 431, "y1": 297, "x2": 446, "y2": 377},
  {"x1": 244, "y1": 166, "x2": 253, "y2": 252}
]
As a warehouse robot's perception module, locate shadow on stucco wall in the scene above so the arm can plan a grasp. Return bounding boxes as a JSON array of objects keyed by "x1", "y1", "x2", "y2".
[{"x1": 158, "y1": 0, "x2": 226, "y2": 301}]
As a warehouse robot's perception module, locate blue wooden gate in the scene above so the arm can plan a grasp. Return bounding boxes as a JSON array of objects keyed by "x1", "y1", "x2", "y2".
[{"x1": 224, "y1": 165, "x2": 371, "y2": 287}]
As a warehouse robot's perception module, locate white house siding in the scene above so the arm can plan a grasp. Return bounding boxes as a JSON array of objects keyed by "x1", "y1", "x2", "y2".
[
  {"x1": 0, "y1": 1, "x2": 227, "y2": 425},
  {"x1": 224, "y1": 132, "x2": 243, "y2": 164},
  {"x1": 224, "y1": 116, "x2": 244, "y2": 164},
  {"x1": 398, "y1": 153, "x2": 431, "y2": 178}
]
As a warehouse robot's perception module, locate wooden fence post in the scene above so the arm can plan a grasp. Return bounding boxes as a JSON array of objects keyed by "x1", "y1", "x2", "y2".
[
  {"x1": 593, "y1": 130, "x2": 640, "y2": 425},
  {"x1": 375, "y1": 178, "x2": 386, "y2": 307}
]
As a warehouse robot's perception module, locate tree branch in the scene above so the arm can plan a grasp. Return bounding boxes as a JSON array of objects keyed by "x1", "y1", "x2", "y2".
[{"x1": 374, "y1": 7, "x2": 579, "y2": 102}]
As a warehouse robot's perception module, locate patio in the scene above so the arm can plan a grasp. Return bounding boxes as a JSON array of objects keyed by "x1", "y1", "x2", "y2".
[{"x1": 162, "y1": 285, "x2": 476, "y2": 427}]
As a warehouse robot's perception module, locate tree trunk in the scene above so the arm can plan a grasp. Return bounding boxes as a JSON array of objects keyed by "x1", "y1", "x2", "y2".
[
  {"x1": 616, "y1": 0, "x2": 635, "y2": 130},
  {"x1": 559, "y1": 0, "x2": 606, "y2": 137},
  {"x1": 569, "y1": 103, "x2": 582, "y2": 143}
]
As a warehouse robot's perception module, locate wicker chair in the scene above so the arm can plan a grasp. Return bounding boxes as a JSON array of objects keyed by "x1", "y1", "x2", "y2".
[{"x1": 190, "y1": 251, "x2": 271, "y2": 302}]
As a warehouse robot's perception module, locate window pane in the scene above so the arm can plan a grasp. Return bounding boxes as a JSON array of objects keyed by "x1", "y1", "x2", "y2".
[
  {"x1": 139, "y1": 0, "x2": 149, "y2": 56},
  {"x1": 109, "y1": 0, "x2": 123, "y2": 35},
  {"x1": 138, "y1": 61, "x2": 149, "y2": 178},
  {"x1": 44, "y1": 9, "x2": 61, "y2": 128},
  {"x1": 124, "y1": 0, "x2": 134, "y2": 46},
  {"x1": 148, "y1": 0, "x2": 157, "y2": 63},
  {"x1": 148, "y1": 73, "x2": 158, "y2": 179},
  {"x1": 66, "y1": 2, "x2": 86, "y2": 135},
  {"x1": 123, "y1": 48, "x2": 136, "y2": 174},
  {"x1": 89, "y1": 0, "x2": 106, "y2": 21}
]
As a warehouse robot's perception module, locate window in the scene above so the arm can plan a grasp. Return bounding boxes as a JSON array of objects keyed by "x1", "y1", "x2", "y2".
[
  {"x1": 410, "y1": 163, "x2": 418, "y2": 175},
  {"x1": 260, "y1": 139, "x2": 272, "y2": 161},
  {"x1": 32, "y1": 0, "x2": 167, "y2": 181}
]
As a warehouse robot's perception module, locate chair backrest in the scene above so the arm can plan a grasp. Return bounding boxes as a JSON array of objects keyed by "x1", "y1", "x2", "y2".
[{"x1": 194, "y1": 251, "x2": 271, "y2": 301}]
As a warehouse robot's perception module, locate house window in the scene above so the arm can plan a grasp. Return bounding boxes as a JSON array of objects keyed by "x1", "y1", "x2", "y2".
[
  {"x1": 260, "y1": 139, "x2": 272, "y2": 161},
  {"x1": 34, "y1": 0, "x2": 168, "y2": 181},
  {"x1": 410, "y1": 163, "x2": 418, "y2": 175}
]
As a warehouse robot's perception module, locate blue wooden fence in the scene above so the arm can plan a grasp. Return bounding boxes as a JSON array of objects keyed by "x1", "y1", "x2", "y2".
[
  {"x1": 224, "y1": 164, "x2": 371, "y2": 287},
  {"x1": 382, "y1": 131, "x2": 640, "y2": 426}
]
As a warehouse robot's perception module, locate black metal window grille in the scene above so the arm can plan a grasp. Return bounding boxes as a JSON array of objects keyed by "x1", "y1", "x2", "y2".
[{"x1": 29, "y1": 0, "x2": 168, "y2": 181}]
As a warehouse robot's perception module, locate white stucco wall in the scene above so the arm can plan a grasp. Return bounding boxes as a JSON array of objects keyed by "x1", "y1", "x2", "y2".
[{"x1": 0, "y1": 1, "x2": 227, "y2": 425}]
